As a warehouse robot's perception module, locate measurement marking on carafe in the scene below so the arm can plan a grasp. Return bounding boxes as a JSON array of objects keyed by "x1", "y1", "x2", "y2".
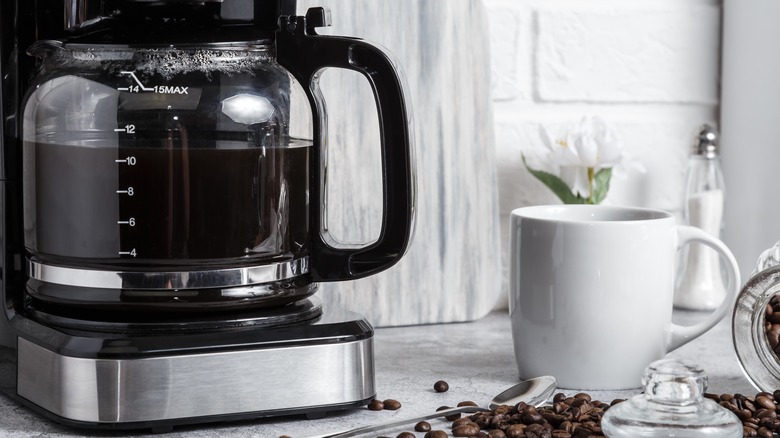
[
  {"x1": 114, "y1": 125, "x2": 136, "y2": 134},
  {"x1": 119, "y1": 249, "x2": 138, "y2": 257},
  {"x1": 118, "y1": 218, "x2": 136, "y2": 227},
  {"x1": 117, "y1": 71, "x2": 188, "y2": 94},
  {"x1": 116, "y1": 187, "x2": 135, "y2": 196},
  {"x1": 118, "y1": 71, "x2": 154, "y2": 92},
  {"x1": 115, "y1": 156, "x2": 137, "y2": 165}
]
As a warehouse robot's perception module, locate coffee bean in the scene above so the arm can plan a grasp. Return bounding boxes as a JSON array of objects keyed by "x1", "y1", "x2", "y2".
[
  {"x1": 383, "y1": 399, "x2": 402, "y2": 410},
  {"x1": 453, "y1": 418, "x2": 477, "y2": 427},
  {"x1": 522, "y1": 412, "x2": 544, "y2": 425},
  {"x1": 542, "y1": 412, "x2": 566, "y2": 425},
  {"x1": 488, "y1": 430, "x2": 506, "y2": 438},
  {"x1": 524, "y1": 423, "x2": 548, "y2": 438},
  {"x1": 453, "y1": 424, "x2": 480, "y2": 436},
  {"x1": 415, "y1": 421, "x2": 432, "y2": 432},
  {"x1": 424, "y1": 431, "x2": 448, "y2": 438},
  {"x1": 397, "y1": 433, "x2": 415, "y2": 438},
  {"x1": 757, "y1": 395, "x2": 776, "y2": 410},
  {"x1": 458, "y1": 400, "x2": 479, "y2": 407},
  {"x1": 433, "y1": 380, "x2": 449, "y2": 393},
  {"x1": 573, "y1": 393, "x2": 592, "y2": 402},
  {"x1": 504, "y1": 424, "x2": 526, "y2": 438},
  {"x1": 367, "y1": 399, "x2": 384, "y2": 411},
  {"x1": 494, "y1": 405, "x2": 512, "y2": 415}
]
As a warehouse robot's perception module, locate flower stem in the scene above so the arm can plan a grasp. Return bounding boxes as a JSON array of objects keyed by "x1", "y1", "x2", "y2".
[{"x1": 587, "y1": 167, "x2": 595, "y2": 204}]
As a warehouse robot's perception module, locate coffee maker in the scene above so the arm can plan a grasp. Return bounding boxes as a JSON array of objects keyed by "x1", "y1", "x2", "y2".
[{"x1": 0, "y1": 0, "x2": 414, "y2": 431}]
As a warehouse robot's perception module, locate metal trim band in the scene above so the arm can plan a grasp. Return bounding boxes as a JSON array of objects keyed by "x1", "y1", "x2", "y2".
[
  {"x1": 27, "y1": 257, "x2": 309, "y2": 290},
  {"x1": 17, "y1": 335, "x2": 375, "y2": 424}
]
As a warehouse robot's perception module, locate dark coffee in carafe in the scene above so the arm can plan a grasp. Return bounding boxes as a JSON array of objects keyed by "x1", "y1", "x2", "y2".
[{"x1": 24, "y1": 140, "x2": 310, "y2": 263}]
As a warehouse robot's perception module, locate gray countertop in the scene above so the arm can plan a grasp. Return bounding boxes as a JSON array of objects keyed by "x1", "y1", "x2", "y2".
[{"x1": 0, "y1": 309, "x2": 755, "y2": 437}]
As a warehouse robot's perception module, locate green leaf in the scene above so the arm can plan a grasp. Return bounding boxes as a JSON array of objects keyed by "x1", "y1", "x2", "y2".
[
  {"x1": 522, "y1": 155, "x2": 585, "y2": 205},
  {"x1": 591, "y1": 167, "x2": 613, "y2": 204}
]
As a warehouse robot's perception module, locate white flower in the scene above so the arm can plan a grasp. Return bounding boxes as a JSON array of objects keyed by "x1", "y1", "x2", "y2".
[{"x1": 539, "y1": 116, "x2": 630, "y2": 198}]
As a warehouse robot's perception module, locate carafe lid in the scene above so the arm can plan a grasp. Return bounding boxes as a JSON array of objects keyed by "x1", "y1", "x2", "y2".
[{"x1": 63, "y1": 0, "x2": 297, "y2": 46}]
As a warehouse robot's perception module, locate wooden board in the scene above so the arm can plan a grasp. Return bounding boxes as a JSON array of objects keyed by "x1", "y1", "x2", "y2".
[{"x1": 298, "y1": 0, "x2": 501, "y2": 326}]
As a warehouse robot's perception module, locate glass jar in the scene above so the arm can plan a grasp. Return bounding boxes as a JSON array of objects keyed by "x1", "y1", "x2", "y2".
[{"x1": 733, "y1": 240, "x2": 780, "y2": 390}]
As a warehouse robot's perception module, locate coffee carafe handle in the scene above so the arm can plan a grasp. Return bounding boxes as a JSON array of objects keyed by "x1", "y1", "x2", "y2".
[{"x1": 277, "y1": 10, "x2": 415, "y2": 281}]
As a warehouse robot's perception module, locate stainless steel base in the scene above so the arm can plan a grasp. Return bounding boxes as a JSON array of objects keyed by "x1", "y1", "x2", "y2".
[{"x1": 15, "y1": 317, "x2": 375, "y2": 426}]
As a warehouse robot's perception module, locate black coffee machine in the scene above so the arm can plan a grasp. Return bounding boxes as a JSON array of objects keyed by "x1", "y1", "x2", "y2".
[{"x1": 0, "y1": 0, "x2": 414, "y2": 432}]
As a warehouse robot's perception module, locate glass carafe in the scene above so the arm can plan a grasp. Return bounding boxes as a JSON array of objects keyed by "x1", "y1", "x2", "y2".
[{"x1": 20, "y1": 6, "x2": 414, "y2": 316}]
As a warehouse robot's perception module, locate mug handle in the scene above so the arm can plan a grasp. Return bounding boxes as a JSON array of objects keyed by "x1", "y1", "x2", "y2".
[
  {"x1": 668, "y1": 225, "x2": 741, "y2": 351},
  {"x1": 276, "y1": 9, "x2": 416, "y2": 282}
]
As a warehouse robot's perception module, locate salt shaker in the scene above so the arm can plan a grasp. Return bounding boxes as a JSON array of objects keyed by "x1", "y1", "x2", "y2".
[
  {"x1": 601, "y1": 359, "x2": 742, "y2": 438},
  {"x1": 674, "y1": 124, "x2": 727, "y2": 310}
]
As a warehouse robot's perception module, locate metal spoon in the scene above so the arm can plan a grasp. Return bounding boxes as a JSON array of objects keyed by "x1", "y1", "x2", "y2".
[{"x1": 318, "y1": 375, "x2": 557, "y2": 438}]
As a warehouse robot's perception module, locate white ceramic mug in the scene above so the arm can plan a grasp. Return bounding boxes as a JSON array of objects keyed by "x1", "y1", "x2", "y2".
[{"x1": 509, "y1": 205, "x2": 740, "y2": 390}]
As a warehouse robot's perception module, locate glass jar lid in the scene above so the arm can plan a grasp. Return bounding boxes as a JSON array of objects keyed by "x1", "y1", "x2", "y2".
[{"x1": 601, "y1": 359, "x2": 742, "y2": 437}]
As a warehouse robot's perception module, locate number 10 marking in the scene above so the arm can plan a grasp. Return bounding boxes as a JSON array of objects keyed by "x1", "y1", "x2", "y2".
[{"x1": 116, "y1": 156, "x2": 137, "y2": 165}]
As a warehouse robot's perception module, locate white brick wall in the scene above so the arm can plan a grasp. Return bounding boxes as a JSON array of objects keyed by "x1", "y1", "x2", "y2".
[{"x1": 484, "y1": 0, "x2": 722, "y2": 305}]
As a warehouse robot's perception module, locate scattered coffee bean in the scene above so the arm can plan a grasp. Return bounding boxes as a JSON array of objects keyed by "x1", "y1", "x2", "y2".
[
  {"x1": 756, "y1": 394, "x2": 775, "y2": 410},
  {"x1": 453, "y1": 424, "x2": 480, "y2": 436},
  {"x1": 383, "y1": 399, "x2": 402, "y2": 410},
  {"x1": 434, "y1": 380, "x2": 449, "y2": 393},
  {"x1": 366, "y1": 385, "x2": 780, "y2": 437},
  {"x1": 415, "y1": 421, "x2": 432, "y2": 432},
  {"x1": 453, "y1": 417, "x2": 477, "y2": 427},
  {"x1": 457, "y1": 400, "x2": 479, "y2": 407},
  {"x1": 367, "y1": 399, "x2": 384, "y2": 411},
  {"x1": 460, "y1": 392, "x2": 613, "y2": 437},
  {"x1": 504, "y1": 424, "x2": 525, "y2": 438}
]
